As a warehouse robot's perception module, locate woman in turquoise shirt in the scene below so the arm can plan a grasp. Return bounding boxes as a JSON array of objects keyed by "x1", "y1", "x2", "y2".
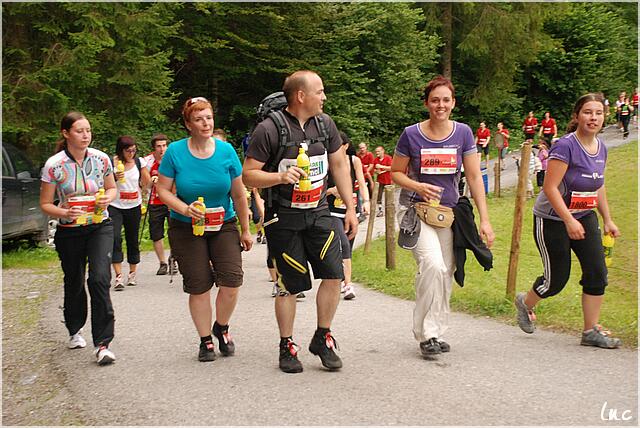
[{"x1": 157, "y1": 97, "x2": 252, "y2": 362}]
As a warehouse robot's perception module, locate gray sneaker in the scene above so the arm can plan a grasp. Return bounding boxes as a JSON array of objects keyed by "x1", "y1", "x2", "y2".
[
  {"x1": 514, "y1": 292, "x2": 536, "y2": 334},
  {"x1": 581, "y1": 326, "x2": 622, "y2": 349}
]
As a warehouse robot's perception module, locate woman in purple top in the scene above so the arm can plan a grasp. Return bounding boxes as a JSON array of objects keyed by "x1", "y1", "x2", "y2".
[
  {"x1": 515, "y1": 93, "x2": 622, "y2": 349},
  {"x1": 391, "y1": 75, "x2": 495, "y2": 358}
]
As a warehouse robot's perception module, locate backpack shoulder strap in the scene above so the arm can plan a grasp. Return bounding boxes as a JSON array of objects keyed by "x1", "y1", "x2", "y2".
[
  {"x1": 314, "y1": 114, "x2": 330, "y2": 152},
  {"x1": 135, "y1": 156, "x2": 141, "y2": 173},
  {"x1": 264, "y1": 110, "x2": 296, "y2": 173}
]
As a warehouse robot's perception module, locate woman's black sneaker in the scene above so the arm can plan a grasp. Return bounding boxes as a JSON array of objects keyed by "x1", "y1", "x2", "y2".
[
  {"x1": 198, "y1": 341, "x2": 216, "y2": 362},
  {"x1": 212, "y1": 324, "x2": 235, "y2": 356},
  {"x1": 419, "y1": 338, "x2": 442, "y2": 358},
  {"x1": 279, "y1": 339, "x2": 303, "y2": 373},
  {"x1": 308, "y1": 331, "x2": 342, "y2": 370}
]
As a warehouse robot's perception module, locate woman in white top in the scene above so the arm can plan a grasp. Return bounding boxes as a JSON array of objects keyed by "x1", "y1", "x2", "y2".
[{"x1": 111, "y1": 135, "x2": 150, "y2": 290}]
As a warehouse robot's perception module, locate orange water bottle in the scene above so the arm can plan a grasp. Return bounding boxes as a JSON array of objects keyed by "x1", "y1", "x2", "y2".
[{"x1": 192, "y1": 197, "x2": 206, "y2": 236}]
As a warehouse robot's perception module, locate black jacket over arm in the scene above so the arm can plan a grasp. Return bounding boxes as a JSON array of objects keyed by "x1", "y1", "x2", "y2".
[{"x1": 452, "y1": 196, "x2": 493, "y2": 287}]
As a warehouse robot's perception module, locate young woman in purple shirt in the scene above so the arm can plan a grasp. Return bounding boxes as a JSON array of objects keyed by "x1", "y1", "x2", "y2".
[
  {"x1": 515, "y1": 93, "x2": 622, "y2": 349},
  {"x1": 391, "y1": 76, "x2": 495, "y2": 358}
]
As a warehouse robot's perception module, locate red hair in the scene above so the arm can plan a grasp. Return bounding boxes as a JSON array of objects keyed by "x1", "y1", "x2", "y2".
[{"x1": 421, "y1": 75, "x2": 455, "y2": 101}]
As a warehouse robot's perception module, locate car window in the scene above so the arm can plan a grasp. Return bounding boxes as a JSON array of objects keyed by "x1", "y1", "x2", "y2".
[
  {"x1": 2, "y1": 147, "x2": 14, "y2": 177},
  {"x1": 5, "y1": 144, "x2": 34, "y2": 176}
]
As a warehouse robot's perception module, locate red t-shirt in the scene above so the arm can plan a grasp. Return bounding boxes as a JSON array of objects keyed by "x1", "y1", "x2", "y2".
[
  {"x1": 497, "y1": 129, "x2": 510, "y2": 148},
  {"x1": 475, "y1": 128, "x2": 491, "y2": 145},
  {"x1": 541, "y1": 118, "x2": 556, "y2": 134},
  {"x1": 523, "y1": 117, "x2": 538, "y2": 134},
  {"x1": 357, "y1": 152, "x2": 374, "y2": 178},
  {"x1": 633, "y1": 93, "x2": 639, "y2": 106},
  {"x1": 373, "y1": 154, "x2": 393, "y2": 185},
  {"x1": 145, "y1": 154, "x2": 164, "y2": 206}
]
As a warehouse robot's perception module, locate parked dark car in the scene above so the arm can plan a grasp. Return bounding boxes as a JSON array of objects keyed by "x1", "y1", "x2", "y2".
[{"x1": 2, "y1": 143, "x2": 54, "y2": 246}]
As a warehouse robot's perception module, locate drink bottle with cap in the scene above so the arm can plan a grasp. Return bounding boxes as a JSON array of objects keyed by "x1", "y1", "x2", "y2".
[
  {"x1": 117, "y1": 160, "x2": 126, "y2": 184},
  {"x1": 92, "y1": 188, "x2": 105, "y2": 224},
  {"x1": 602, "y1": 233, "x2": 614, "y2": 267},
  {"x1": 297, "y1": 147, "x2": 311, "y2": 191},
  {"x1": 193, "y1": 197, "x2": 206, "y2": 236}
]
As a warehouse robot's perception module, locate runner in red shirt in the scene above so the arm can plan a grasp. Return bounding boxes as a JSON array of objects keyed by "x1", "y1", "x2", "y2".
[
  {"x1": 539, "y1": 112, "x2": 557, "y2": 146},
  {"x1": 372, "y1": 146, "x2": 392, "y2": 217},
  {"x1": 357, "y1": 142, "x2": 375, "y2": 202},
  {"x1": 632, "y1": 88, "x2": 638, "y2": 125},
  {"x1": 496, "y1": 122, "x2": 510, "y2": 161},
  {"x1": 522, "y1": 111, "x2": 538, "y2": 141},
  {"x1": 475, "y1": 122, "x2": 491, "y2": 164}
]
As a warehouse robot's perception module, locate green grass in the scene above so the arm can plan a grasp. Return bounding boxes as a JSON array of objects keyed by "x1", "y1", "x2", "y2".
[
  {"x1": 353, "y1": 141, "x2": 638, "y2": 346},
  {"x1": 2, "y1": 242, "x2": 59, "y2": 270}
]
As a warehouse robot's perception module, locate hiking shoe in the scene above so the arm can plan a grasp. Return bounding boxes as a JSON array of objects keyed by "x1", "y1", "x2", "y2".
[
  {"x1": 212, "y1": 325, "x2": 235, "y2": 357},
  {"x1": 279, "y1": 339, "x2": 303, "y2": 373},
  {"x1": 438, "y1": 340, "x2": 450, "y2": 353},
  {"x1": 114, "y1": 274, "x2": 125, "y2": 291},
  {"x1": 343, "y1": 284, "x2": 356, "y2": 300},
  {"x1": 68, "y1": 331, "x2": 87, "y2": 349},
  {"x1": 514, "y1": 292, "x2": 536, "y2": 334},
  {"x1": 156, "y1": 262, "x2": 168, "y2": 275},
  {"x1": 419, "y1": 338, "x2": 441, "y2": 357},
  {"x1": 580, "y1": 325, "x2": 622, "y2": 349},
  {"x1": 198, "y1": 341, "x2": 216, "y2": 362},
  {"x1": 95, "y1": 345, "x2": 116, "y2": 365},
  {"x1": 309, "y1": 331, "x2": 342, "y2": 370},
  {"x1": 296, "y1": 292, "x2": 306, "y2": 299},
  {"x1": 127, "y1": 272, "x2": 137, "y2": 286}
]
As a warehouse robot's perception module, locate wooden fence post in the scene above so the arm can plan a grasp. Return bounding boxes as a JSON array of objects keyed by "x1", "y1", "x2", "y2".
[
  {"x1": 506, "y1": 141, "x2": 532, "y2": 299},
  {"x1": 384, "y1": 185, "x2": 396, "y2": 270},
  {"x1": 364, "y1": 182, "x2": 379, "y2": 255},
  {"x1": 494, "y1": 155, "x2": 501, "y2": 198}
]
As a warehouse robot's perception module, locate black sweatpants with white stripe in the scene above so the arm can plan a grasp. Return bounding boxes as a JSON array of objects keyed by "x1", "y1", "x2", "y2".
[{"x1": 532, "y1": 211, "x2": 607, "y2": 298}]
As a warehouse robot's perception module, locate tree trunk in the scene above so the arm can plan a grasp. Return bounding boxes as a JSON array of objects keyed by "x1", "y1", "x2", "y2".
[{"x1": 441, "y1": 3, "x2": 453, "y2": 80}]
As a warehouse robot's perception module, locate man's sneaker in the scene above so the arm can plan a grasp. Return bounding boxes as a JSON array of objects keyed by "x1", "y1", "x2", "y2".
[
  {"x1": 279, "y1": 339, "x2": 303, "y2": 373},
  {"x1": 68, "y1": 331, "x2": 87, "y2": 349},
  {"x1": 156, "y1": 262, "x2": 168, "y2": 275},
  {"x1": 198, "y1": 340, "x2": 216, "y2": 362},
  {"x1": 343, "y1": 284, "x2": 356, "y2": 300},
  {"x1": 296, "y1": 292, "x2": 306, "y2": 299},
  {"x1": 308, "y1": 331, "x2": 342, "y2": 370},
  {"x1": 438, "y1": 340, "x2": 450, "y2": 353},
  {"x1": 127, "y1": 271, "x2": 137, "y2": 286},
  {"x1": 376, "y1": 210, "x2": 384, "y2": 218},
  {"x1": 95, "y1": 345, "x2": 116, "y2": 365},
  {"x1": 271, "y1": 282, "x2": 279, "y2": 297},
  {"x1": 514, "y1": 292, "x2": 536, "y2": 334},
  {"x1": 580, "y1": 325, "x2": 622, "y2": 349},
  {"x1": 114, "y1": 274, "x2": 125, "y2": 291},
  {"x1": 419, "y1": 338, "x2": 441, "y2": 358},
  {"x1": 340, "y1": 282, "x2": 346, "y2": 293},
  {"x1": 212, "y1": 325, "x2": 235, "y2": 356}
]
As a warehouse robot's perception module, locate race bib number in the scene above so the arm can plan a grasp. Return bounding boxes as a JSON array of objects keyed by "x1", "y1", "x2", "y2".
[
  {"x1": 192, "y1": 207, "x2": 225, "y2": 231},
  {"x1": 569, "y1": 191, "x2": 597, "y2": 212},
  {"x1": 68, "y1": 195, "x2": 96, "y2": 225},
  {"x1": 119, "y1": 190, "x2": 138, "y2": 200},
  {"x1": 291, "y1": 180, "x2": 323, "y2": 209},
  {"x1": 420, "y1": 148, "x2": 457, "y2": 174}
]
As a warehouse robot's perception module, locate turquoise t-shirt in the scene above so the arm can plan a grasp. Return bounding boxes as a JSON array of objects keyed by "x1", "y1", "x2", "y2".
[{"x1": 159, "y1": 138, "x2": 242, "y2": 223}]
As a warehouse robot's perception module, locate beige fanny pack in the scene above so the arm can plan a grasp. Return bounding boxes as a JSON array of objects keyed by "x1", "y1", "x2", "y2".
[{"x1": 415, "y1": 202, "x2": 454, "y2": 228}]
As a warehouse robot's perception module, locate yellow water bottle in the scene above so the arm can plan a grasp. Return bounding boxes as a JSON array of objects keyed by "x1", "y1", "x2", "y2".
[
  {"x1": 192, "y1": 197, "x2": 206, "y2": 236},
  {"x1": 603, "y1": 233, "x2": 614, "y2": 267},
  {"x1": 92, "y1": 188, "x2": 105, "y2": 224},
  {"x1": 117, "y1": 160, "x2": 126, "y2": 184},
  {"x1": 297, "y1": 147, "x2": 311, "y2": 192}
]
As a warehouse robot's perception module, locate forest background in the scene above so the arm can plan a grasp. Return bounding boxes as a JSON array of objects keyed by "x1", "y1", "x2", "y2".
[{"x1": 3, "y1": 2, "x2": 638, "y2": 162}]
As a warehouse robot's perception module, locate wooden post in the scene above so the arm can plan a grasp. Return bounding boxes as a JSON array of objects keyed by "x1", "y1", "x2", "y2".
[
  {"x1": 506, "y1": 141, "x2": 532, "y2": 299},
  {"x1": 363, "y1": 182, "x2": 379, "y2": 255},
  {"x1": 494, "y1": 155, "x2": 501, "y2": 198},
  {"x1": 384, "y1": 185, "x2": 396, "y2": 270}
]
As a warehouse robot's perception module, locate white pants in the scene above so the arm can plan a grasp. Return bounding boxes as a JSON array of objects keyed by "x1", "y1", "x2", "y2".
[{"x1": 398, "y1": 206, "x2": 455, "y2": 342}]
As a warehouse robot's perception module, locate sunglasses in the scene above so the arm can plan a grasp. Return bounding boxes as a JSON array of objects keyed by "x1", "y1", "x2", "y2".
[{"x1": 187, "y1": 97, "x2": 209, "y2": 106}]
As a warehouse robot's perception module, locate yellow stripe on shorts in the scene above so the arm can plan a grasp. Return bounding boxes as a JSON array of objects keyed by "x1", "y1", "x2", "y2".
[
  {"x1": 282, "y1": 253, "x2": 307, "y2": 274},
  {"x1": 319, "y1": 230, "x2": 335, "y2": 260}
]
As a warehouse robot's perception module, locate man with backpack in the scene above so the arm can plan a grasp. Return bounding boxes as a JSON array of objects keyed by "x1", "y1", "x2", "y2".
[{"x1": 243, "y1": 70, "x2": 357, "y2": 374}]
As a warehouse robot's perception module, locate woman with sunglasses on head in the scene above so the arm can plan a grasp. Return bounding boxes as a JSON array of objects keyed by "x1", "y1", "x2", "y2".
[
  {"x1": 111, "y1": 136, "x2": 151, "y2": 290},
  {"x1": 391, "y1": 75, "x2": 495, "y2": 359},
  {"x1": 156, "y1": 97, "x2": 253, "y2": 362},
  {"x1": 40, "y1": 112, "x2": 118, "y2": 365},
  {"x1": 515, "y1": 93, "x2": 622, "y2": 349}
]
